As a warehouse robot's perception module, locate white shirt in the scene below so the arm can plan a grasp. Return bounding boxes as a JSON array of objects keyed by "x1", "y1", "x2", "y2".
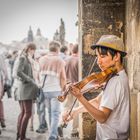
[
  {"x1": 42, "y1": 75, "x2": 61, "y2": 92},
  {"x1": 96, "y1": 69, "x2": 130, "y2": 140}
]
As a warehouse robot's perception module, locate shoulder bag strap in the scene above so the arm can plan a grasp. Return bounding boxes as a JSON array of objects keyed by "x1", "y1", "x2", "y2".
[{"x1": 42, "y1": 75, "x2": 47, "y2": 88}]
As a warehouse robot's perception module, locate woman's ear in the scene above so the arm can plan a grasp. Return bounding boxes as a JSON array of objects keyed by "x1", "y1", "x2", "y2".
[{"x1": 114, "y1": 52, "x2": 120, "y2": 62}]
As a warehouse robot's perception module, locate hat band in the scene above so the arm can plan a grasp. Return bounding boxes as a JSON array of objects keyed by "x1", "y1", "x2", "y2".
[{"x1": 98, "y1": 42, "x2": 122, "y2": 52}]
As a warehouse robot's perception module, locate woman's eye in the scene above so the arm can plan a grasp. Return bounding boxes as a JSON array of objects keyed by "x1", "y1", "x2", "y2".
[{"x1": 100, "y1": 55, "x2": 105, "y2": 58}]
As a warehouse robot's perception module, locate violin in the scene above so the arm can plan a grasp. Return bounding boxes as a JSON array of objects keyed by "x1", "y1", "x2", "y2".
[{"x1": 58, "y1": 66, "x2": 117, "y2": 102}]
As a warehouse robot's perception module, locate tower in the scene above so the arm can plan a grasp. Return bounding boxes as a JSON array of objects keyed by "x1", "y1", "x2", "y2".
[
  {"x1": 27, "y1": 26, "x2": 33, "y2": 42},
  {"x1": 36, "y1": 28, "x2": 42, "y2": 36}
]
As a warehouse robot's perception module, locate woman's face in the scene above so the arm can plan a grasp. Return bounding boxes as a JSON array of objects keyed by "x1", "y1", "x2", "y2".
[
  {"x1": 96, "y1": 49, "x2": 116, "y2": 71},
  {"x1": 28, "y1": 49, "x2": 35, "y2": 58}
]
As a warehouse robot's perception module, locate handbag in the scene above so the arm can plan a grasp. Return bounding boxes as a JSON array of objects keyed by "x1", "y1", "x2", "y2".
[
  {"x1": 4, "y1": 81, "x2": 12, "y2": 98},
  {"x1": 37, "y1": 75, "x2": 47, "y2": 103}
]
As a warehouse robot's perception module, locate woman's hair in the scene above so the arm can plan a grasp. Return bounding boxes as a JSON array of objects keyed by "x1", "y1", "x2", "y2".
[
  {"x1": 96, "y1": 46, "x2": 124, "y2": 63},
  {"x1": 21, "y1": 43, "x2": 36, "y2": 56}
]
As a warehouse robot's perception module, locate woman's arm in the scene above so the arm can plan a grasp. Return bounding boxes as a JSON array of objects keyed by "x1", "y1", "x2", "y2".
[
  {"x1": 62, "y1": 93, "x2": 102, "y2": 122},
  {"x1": 17, "y1": 57, "x2": 34, "y2": 83},
  {"x1": 69, "y1": 85, "x2": 112, "y2": 123}
]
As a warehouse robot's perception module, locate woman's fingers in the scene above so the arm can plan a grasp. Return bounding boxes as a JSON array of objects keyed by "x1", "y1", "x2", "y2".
[
  {"x1": 69, "y1": 85, "x2": 81, "y2": 98},
  {"x1": 62, "y1": 111, "x2": 73, "y2": 123}
]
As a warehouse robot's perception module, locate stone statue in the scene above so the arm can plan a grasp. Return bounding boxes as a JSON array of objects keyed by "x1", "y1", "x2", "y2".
[
  {"x1": 59, "y1": 18, "x2": 65, "y2": 45},
  {"x1": 53, "y1": 30, "x2": 60, "y2": 41}
]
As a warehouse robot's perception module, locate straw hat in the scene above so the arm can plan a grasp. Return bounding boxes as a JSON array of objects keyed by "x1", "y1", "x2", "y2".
[{"x1": 91, "y1": 35, "x2": 127, "y2": 56}]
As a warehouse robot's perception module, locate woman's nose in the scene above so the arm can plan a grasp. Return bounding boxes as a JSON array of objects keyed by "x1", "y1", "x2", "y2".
[{"x1": 97, "y1": 57, "x2": 101, "y2": 65}]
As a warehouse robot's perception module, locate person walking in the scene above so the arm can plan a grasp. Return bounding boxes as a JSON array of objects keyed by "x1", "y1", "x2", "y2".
[
  {"x1": 39, "y1": 40, "x2": 66, "y2": 140},
  {"x1": 63, "y1": 35, "x2": 130, "y2": 140},
  {"x1": 58, "y1": 44, "x2": 79, "y2": 138},
  {"x1": 0, "y1": 53, "x2": 8, "y2": 134},
  {"x1": 59, "y1": 45, "x2": 69, "y2": 60},
  {"x1": 14, "y1": 43, "x2": 39, "y2": 140},
  {"x1": 34, "y1": 53, "x2": 48, "y2": 133}
]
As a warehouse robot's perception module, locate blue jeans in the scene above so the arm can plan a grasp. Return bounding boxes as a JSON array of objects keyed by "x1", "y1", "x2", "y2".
[
  {"x1": 44, "y1": 91, "x2": 61, "y2": 140},
  {"x1": 36, "y1": 100, "x2": 47, "y2": 129},
  {"x1": 36, "y1": 90, "x2": 47, "y2": 130}
]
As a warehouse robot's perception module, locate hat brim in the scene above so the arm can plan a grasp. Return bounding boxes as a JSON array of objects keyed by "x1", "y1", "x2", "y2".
[
  {"x1": 91, "y1": 44, "x2": 127, "y2": 57},
  {"x1": 91, "y1": 44, "x2": 104, "y2": 50}
]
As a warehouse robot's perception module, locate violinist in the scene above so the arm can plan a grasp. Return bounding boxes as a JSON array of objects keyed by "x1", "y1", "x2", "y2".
[{"x1": 62, "y1": 35, "x2": 130, "y2": 140}]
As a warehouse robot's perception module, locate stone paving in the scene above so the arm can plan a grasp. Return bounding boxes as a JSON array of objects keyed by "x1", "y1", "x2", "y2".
[{"x1": 0, "y1": 97, "x2": 79, "y2": 140}]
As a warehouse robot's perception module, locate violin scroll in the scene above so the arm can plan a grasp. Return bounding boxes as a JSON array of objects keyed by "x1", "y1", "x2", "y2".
[
  {"x1": 58, "y1": 94, "x2": 67, "y2": 102},
  {"x1": 58, "y1": 83, "x2": 72, "y2": 102}
]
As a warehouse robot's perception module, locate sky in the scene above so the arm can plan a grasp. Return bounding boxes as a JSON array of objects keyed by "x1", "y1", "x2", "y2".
[{"x1": 0, "y1": 0, "x2": 78, "y2": 44}]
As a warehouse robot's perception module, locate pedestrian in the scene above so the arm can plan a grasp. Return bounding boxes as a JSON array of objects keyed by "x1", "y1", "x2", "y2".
[
  {"x1": 68, "y1": 43, "x2": 74, "y2": 56},
  {"x1": 62, "y1": 35, "x2": 130, "y2": 140},
  {"x1": 0, "y1": 53, "x2": 8, "y2": 129},
  {"x1": 59, "y1": 45, "x2": 69, "y2": 60},
  {"x1": 39, "y1": 40, "x2": 66, "y2": 140},
  {"x1": 28, "y1": 52, "x2": 41, "y2": 132},
  {"x1": 14, "y1": 43, "x2": 39, "y2": 140},
  {"x1": 58, "y1": 44, "x2": 79, "y2": 138},
  {"x1": 5, "y1": 50, "x2": 18, "y2": 87},
  {"x1": 35, "y1": 53, "x2": 48, "y2": 133},
  {"x1": 36, "y1": 85, "x2": 48, "y2": 133}
]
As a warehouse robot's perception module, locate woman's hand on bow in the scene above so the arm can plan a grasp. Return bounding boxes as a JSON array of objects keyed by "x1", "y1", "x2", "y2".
[{"x1": 62, "y1": 109, "x2": 77, "y2": 123}]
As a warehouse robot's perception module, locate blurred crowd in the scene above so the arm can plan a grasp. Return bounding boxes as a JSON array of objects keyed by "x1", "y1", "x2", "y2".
[{"x1": 0, "y1": 41, "x2": 79, "y2": 140}]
